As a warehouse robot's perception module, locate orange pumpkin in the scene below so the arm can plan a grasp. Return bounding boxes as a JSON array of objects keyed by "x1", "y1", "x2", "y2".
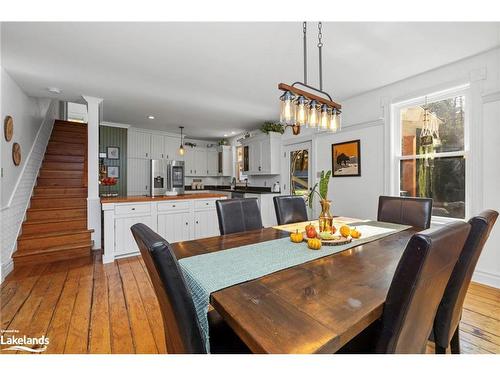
[
  {"x1": 290, "y1": 230, "x2": 303, "y2": 243},
  {"x1": 307, "y1": 238, "x2": 322, "y2": 250}
]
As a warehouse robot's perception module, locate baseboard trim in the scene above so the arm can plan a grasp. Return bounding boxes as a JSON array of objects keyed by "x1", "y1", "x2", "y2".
[
  {"x1": 472, "y1": 269, "x2": 500, "y2": 289},
  {"x1": 1, "y1": 259, "x2": 14, "y2": 283}
]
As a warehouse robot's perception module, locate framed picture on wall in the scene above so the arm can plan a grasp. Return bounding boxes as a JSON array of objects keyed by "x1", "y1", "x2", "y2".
[
  {"x1": 107, "y1": 166, "x2": 120, "y2": 178},
  {"x1": 331, "y1": 140, "x2": 361, "y2": 177},
  {"x1": 107, "y1": 146, "x2": 120, "y2": 159}
]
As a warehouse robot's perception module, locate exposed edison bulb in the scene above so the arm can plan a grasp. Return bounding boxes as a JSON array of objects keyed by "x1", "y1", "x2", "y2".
[
  {"x1": 179, "y1": 145, "x2": 185, "y2": 156},
  {"x1": 320, "y1": 104, "x2": 330, "y2": 130},
  {"x1": 280, "y1": 91, "x2": 295, "y2": 125},
  {"x1": 295, "y1": 96, "x2": 308, "y2": 127},
  {"x1": 330, "y1": 109, "x2": 341, "y2": 132},
  {"x1": 308, "y1": 100, "x2": 319, "y2": 128}
]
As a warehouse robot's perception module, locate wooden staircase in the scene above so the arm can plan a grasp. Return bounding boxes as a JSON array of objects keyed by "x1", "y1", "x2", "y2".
[{"x1": 13, "y1": 120, "x2": 93, "y2": 266}]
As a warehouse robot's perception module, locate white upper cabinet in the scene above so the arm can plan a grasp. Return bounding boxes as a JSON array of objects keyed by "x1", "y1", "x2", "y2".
[
  {"x1": 194, "y1": 149, "x2": 207, "y2": 176},
  {"x1": 151, "y1": 135, "x2": 164, "y2": 159},
  {"x1": 128, "y1": 131, "x2": 151, "y2": 159},
  {"x1": 206, "y1": 149, "x2": 218, "y2": 176},
  {"x1": 164, "y1": 136, "x2": 182, "y2": 160},
  {"x1": 240, "y1": 132, "x2": 281, "y2": 175},
  {"x1": 218, "y1": 145, "x2": 232, "y2": 176},
  {"x1": 127, "y1": 158, "x2": 150, "y2": 195},
  {"x1": 184, "y1": 148, "x2": 195, "y2": 176}
]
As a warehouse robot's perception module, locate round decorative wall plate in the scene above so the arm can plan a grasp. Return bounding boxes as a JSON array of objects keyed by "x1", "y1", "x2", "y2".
[
  {"x1": 12, "y1": 142, "x2": 21, "y2": 166},
  {"x1": 4, "y1": 115, "x2": 14, "y2": 142}
]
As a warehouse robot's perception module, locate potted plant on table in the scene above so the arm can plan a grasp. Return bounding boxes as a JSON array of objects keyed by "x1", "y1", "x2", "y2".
[{"x1": 306, "y1": 170, "x2": 333, "y2": 233}]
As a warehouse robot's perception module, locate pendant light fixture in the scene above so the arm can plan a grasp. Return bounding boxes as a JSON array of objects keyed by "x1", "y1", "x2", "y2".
[
  {"x1": 178, "y1": 126, "x2": 185, "y2": 156},
  {"x1": 278, "y1": 22, "x2": 342, "y2": 135}
]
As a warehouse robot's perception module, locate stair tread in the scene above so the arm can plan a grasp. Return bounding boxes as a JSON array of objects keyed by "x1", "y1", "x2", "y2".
[
  {"x1": 31, "y1": 195, "x2": 86, "y2": 200},
  {"x1": 28, "y1": 206, "x2": 87, "y2": 212},
  {"x1": 23, "y1": 217, "x2": 87, "y2": 225},
  {"x1": 19, "y1": 229, "x2": 93, "y2": 240},
  {"x1": 13, "y1": 241, "x2": 92, "y2": 257}
]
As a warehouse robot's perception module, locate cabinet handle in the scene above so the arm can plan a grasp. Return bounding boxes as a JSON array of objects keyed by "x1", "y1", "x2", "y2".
[
  {"x1": 185, "y1": 222, "x2": 188, "y2": 226},
  {"x1": 196, "y1": 221, "x2": 199, "y2": 224},
  {"x1": 206, "y1": 202, "x2": 209, "y2": 205},
  {"x1": 161, "y1": 153, "x2": 164, "y2": 158},
  {"x1": 172, "y1": 204, "x2": 176, "y2": 207},
  {"x1": 146, "y1": 152, "x2": 148, "y2": 157},
  {"x1": 131, "y1": 208, "x2": 135, "y2": 210},
  {"x1": 259, "y1": 166, "x2": 261, "y2": 171}
]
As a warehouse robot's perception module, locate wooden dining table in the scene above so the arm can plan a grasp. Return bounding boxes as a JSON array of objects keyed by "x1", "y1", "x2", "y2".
[{"x1": 171, "y1": 223, "x2": 417, "y2": 354}]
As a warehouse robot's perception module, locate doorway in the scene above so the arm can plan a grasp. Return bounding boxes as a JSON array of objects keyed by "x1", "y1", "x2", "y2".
[{"x1": 283, "y1": 141, "x2": 312, "y2": 198}]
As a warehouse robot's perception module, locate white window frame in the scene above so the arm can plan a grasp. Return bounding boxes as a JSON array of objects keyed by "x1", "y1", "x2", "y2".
[{"x1": 391, "y1": 84, "x2": 471, "y2": 224}]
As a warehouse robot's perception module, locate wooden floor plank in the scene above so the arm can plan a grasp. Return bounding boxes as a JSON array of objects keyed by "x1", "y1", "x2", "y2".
[
  {"x1": 88, "y1": 258, "x2": 111, "y2": 354},
  {"x1": 1, "y1": 264, "x2": 49, "y2": 330},
  {"x1": 107, "y1": 263, "x2": 135, "y2": 354},
  {"x1": 64, "y1": 260, "x2": 94, "y2": 353},
  {"x1": 1, "y1": 254, "x2": 499, "y2": 354},
  {"x1": 116, "y1": 259, "x2": 158, "y2": 354},
  {"x1": 126, "y1": 257, "x2": 167, "y2": 353}
]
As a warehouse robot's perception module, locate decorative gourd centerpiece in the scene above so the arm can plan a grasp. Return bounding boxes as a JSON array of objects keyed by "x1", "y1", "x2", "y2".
[{"x1": 307, "y1": 170, "x2": 333, "y2": 233}]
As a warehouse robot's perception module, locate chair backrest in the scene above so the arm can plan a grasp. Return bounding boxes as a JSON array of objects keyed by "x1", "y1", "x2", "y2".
[
  {"x1": 130, "y1": 223, "x2": 206, "y2": 354},
  {"x1": 378, "y1": 195, "x2": 433, "y2": 229},
  {"x1": 433, "y1": 210, "x2": 498, "y2": 348},
  {"x1": 376, "y1": 221, "x2": 471, "y2": 353},
  {"x1": 273, "y1": 195, "x2": 308, "y2": 225},
  {"x1": 216, "y1": 198, "x2": 263, "y2": 235}
]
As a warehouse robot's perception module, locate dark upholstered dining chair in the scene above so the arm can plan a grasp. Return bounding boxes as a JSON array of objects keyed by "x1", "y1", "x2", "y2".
[
  {"x1": 432, "y1": 209, "x2": 498, "y2": 354},
  {"x1": 378, "y1": 195, "x2": 433, "y2": 229},
  {"x1": 216, "y1": 198, "x2": 263, "y2": 235},
  {"x1": 338, "y1": 221, "x2": 471, "y2": 354},
  {"x1": 273, "y1": 195, "x2": 308, "y2": 225},
  {"x1": 130, "y1": 223, "x2": 250, "y2": 354}
]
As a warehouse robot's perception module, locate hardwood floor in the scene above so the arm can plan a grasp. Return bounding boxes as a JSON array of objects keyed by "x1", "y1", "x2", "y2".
[{"x1": 1, "y1": 253, "x2": 499, "y2": 354}]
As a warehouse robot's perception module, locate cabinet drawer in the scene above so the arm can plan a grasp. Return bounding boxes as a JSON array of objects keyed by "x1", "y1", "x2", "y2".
[
  {"x1": 158, "y1": 200, "x2": 192, "y2": 212},
  {"x1": 194, "y1": 199, "x2": 218, "y2": 210},
  {"x1": 115, "y1": 203, "x2": 151, "y2": 216}
]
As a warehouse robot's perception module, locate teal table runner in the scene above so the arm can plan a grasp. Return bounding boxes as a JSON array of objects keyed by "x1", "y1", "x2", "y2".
[{"x1": 178, "y1": 221, "x2": 411, "y2": 352}]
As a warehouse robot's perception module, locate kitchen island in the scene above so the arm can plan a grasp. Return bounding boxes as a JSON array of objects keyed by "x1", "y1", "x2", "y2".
[{"x1": 101, "y1": 193, "x2": 227, "y2": 263}]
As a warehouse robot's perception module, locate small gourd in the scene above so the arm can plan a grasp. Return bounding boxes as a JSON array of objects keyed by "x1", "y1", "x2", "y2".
[
  {"x1": 290, "y1": 230, "x2": 303, "y2": 243},
  {"x1": 307, "y1": 238, "x2": 322, "y2": 250}
]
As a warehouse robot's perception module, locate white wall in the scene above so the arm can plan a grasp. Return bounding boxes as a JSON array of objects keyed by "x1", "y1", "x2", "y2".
[
  {"x1": 1, "y1": 69, "x2": 51, "y2": 206},
  {"x1": 0, "y1": 68, "x2": 58, "y2": 282},
  {"x1": 282, "y1": 47, "x2": 500, "y2": 287}
]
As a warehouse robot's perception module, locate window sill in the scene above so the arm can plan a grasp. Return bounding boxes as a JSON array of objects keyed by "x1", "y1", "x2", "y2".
[{"x1": 430, "y1": 215, "x2": 466, "y2": 227}]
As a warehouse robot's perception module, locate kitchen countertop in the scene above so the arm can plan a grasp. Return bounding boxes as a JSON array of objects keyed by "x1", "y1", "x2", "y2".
[
  {"x1": 185, "y1": 185, "x2": 280, "y2": 195},
  {"x1": 100, "y1": 193, "x2": 227, "y2": 204}
]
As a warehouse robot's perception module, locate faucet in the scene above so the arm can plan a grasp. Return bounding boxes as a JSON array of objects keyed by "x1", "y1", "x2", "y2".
[
  {"x1": 231, "y1": 177, "x2": 236, "y2": 190},
  {"x1": 245, "y1": 178, "x2": 248, "y2": 190}
]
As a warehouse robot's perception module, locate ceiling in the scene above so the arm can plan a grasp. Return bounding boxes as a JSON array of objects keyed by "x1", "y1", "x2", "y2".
[{"x1": 2, "y1": 22, "x2": 500, "y2": 139}]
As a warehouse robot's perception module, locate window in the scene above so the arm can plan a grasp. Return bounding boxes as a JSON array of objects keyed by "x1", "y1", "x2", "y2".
[{"x1": 393, "y1": 85, "x2": 469, "y2": 219}]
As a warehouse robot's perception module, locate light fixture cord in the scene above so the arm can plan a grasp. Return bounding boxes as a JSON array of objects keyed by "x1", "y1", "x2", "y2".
[
  {"x1": 317, "y1": 22, "x2": 323, "y2": 91},
  {"x1": 303, "y1": 22, "x2": 307, "y2": 85}
]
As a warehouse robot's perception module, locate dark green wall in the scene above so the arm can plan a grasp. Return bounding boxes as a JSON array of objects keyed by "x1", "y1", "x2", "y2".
[{"x1": 99, "y1": 126, "x2": 127, "y2": 196}]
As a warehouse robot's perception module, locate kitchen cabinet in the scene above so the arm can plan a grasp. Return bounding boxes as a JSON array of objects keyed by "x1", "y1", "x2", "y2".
[
  {"x1": 127, "y1": 158, "x2": 150, "y2": 195},
  {"x1": 102, "y1": 195, "x2": 227, "y2": 263},
  {"x1": 164, "y1": 136, "x2": 182, "y2": 160},
  {"x1": 240, "y1": 132, "x2": 281, "y2": 175},
  {"x1": 128, "y1": 130, "x2": 151, "y2": 159},
  {"x1": 151, "y1": 135, "x2": 164, "y2": 159},
  {"x1": 194, "y1": 209, "x2": 219, "y2": 238},
  {"x1": 184, "y1": 148, "x2": 195, "y2": 175},
  {"x1": 218, "y1": 145, "x2": 232, "y2": 176},
  {"x1": 207, "y1": 149, "x2": 218, "y2": 176},
  {"x1": 114, "y1": 209, "x2": 155, "y2": 257},
  {"x1": 158, "y1": 211, "x2": 193, "y2": 242},
  {"x1": 185, "y1": 148, "x2": 206, "y2": 176},
  {"x1": 194, "y1": 149, "x2": 207, "y2": 176}
]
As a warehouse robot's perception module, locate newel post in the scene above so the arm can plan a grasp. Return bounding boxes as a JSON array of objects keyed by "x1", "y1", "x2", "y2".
[{"x1": 82, "y1": 95, "x2": 103, "y2": 249}]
